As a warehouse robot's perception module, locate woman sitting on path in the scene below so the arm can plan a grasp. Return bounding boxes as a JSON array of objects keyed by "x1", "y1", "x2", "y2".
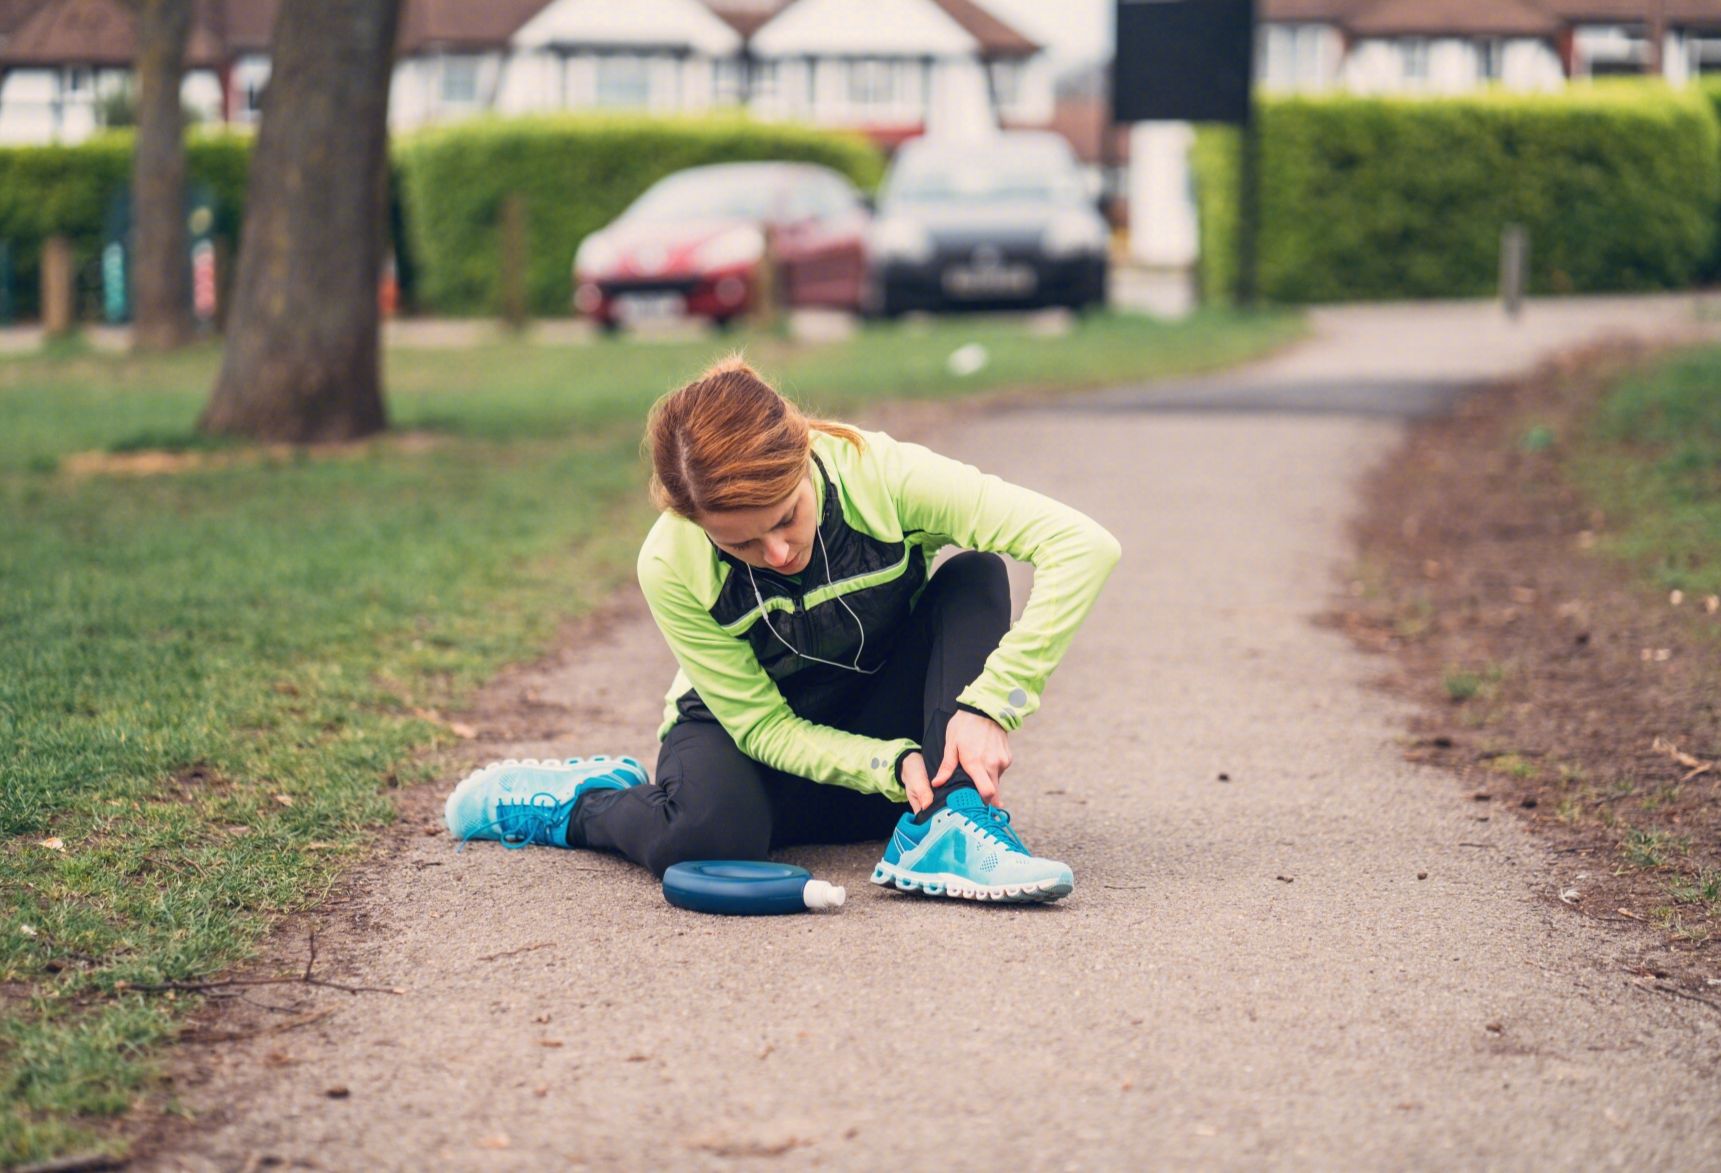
[{"x1": 446, "y1": 357, "x2": 1120, "y2": 903}]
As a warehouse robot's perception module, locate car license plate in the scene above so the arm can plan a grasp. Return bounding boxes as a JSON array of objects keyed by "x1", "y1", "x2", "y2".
[
  {"x1": 615, "y1": 292, "x2": 685, "y2": 321},
  {"x1": 942, "y1": 263, "x2": 1036, "y2": 298}
]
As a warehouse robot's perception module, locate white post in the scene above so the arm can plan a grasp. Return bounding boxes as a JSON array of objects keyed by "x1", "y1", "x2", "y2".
[{"x1": 1126, "y1": 121, "x2": 1198, "y2": 268}]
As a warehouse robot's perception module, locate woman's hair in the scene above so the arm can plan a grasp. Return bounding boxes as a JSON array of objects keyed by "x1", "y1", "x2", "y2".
[{"x1": 646, "y1": 355, "x2": 862, "y2": 518}]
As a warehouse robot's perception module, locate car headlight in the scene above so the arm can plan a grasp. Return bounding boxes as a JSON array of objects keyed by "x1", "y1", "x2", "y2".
[
  {"x1": 1042, "y1": 212, "x2": 1107, "y2": 258},
  {"x1": 871, "y1": 217, "x2": 934, "y2": 263},
  {"x1": 695, "y1": 225, "x2": 765, "y2": 271},
  {"x1": 573, "y1": 233, "x2": 619, "y2": 275}
]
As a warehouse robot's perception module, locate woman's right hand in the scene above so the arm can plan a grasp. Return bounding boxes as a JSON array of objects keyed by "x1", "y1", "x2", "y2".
[{"x1": 901, "y1": 751, "x2": 934, "y2": 814}]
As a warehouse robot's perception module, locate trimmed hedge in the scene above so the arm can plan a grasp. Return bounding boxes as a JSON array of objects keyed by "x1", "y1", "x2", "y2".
[
  {"x1": 0, "y1": 131, "x2": 250, "y2": 317},
  {"x1": 394, "y1": 114, "x2": 885, "y2": 316},
  {"x1": 1192, "y1": 87, "x2": 1720, "y2": 303}
]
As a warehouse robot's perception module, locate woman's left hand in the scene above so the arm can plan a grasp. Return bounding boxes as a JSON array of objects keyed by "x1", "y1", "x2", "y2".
[{"x1": 930, "y1": 710, "x2": 1012, "y2": 805}]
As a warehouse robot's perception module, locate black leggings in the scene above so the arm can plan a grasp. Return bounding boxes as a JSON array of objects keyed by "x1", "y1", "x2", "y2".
[{"x1": 573, "y1": 551, "x2": 1012, "y2": 876}]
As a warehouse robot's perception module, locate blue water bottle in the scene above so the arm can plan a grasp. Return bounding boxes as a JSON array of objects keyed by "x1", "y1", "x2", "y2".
[{"x1": 662, "y1": 861, "x2": 846, "y2": 915}]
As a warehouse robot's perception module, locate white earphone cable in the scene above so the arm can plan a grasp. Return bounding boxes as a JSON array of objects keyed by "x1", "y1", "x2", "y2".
[{"x1": 746, "y1": 527, "x2": 880, "y2": 675}]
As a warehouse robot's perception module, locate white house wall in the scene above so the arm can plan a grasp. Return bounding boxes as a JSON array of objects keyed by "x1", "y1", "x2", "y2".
[
  {"x1": 1259, "y1": 23, "x2": 1344, "y2": 92},
  {"x1": 1502, "y1": 40, "x2": 1564, "y2": 90},
  {"x1": 390, "y1": 53, "x2": 508, "y2": 130},
  {"x1": 513, "y1": 0, "x2": 740, "y2": 56},
  {"x1": 0, "y1": 65, "x2": 219, "y2": 143},
  {"x1": 0, "y1": 70, "x2": 60, "y2": 143},
  {"x1": 752, "y1": 0, "x2": 976, "y2": 58},
  {"x1": 1001, "y1": 55, "x2": 1054, "y2": 124},
  {"x1": 181, "y1": 70, "x2": 223, "y2": 122}
]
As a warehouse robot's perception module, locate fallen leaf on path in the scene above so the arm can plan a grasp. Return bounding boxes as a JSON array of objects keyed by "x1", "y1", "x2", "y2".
[
  {"x1": 478, "y1": 1135, "x2": 510, "y2": 1150},
  {"x1": 1275, "y1": 875, "x2": 1294, "y2": 883},
  {"x1": 540, "y1": 1040, "x2": 564, "y2": 1048},
  {"x1": 38, "y1": 838, "x2": 64, "y2": 851},
  {"x1": 325, "y1": 1085, "x2": 350, "y2": 1099},
  {"x1": 272, "y1": 794, "x2": 294, "y2": 807},
  {"x1": 18, "y1": 925, "x2": 37, "y2": 937},
  {"x1": 1650, "y1": 737, "x2": 1714, "y2": 782}
]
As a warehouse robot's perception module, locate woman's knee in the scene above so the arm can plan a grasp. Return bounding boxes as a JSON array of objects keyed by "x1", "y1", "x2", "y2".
[
  {"x1": 934, "y1": 550, "x2": 1011, "y2": 623},
  {"x1": 646, "y1": 727, "x2": 774, "y2": 875}
]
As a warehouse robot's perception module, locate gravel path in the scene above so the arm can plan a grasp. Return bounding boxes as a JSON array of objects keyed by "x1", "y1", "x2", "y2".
[{"x1": 149, "y1": 297, "x2": 1721, "y2": 1171}]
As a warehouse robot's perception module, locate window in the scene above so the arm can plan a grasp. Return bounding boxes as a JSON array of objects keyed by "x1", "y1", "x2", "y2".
[
  {"x1": 714, "y1": 57, "x2": 746, "y2": 106},
  {"x1": 1479, "y1": 38, "x2": 1506, "y2": 82},
  {"x1": 989, "y1": 59, "x2": 1022, "y2": 108},
  {"x1": 440, "y1": 55, "x2": 479, "y2": 106},
  {"x1": 751, "y1": 60, "x2": 779, "y2": 101},
  {"x1": 1402, "y1": 37, "x2": 1430, "y2": 83},
  {"x1": 1260, "y1": 24, "x2": 1331, "y2": 92},
  {"x1": 848, "y1": 59, "x2": 897, "y2": 107},
  {"x1": 595, "y1": 55, "x2": 652, "y2": 108},
  {"x1": 1291, "y1": 27, "x2": 1323, "y2": 87}
]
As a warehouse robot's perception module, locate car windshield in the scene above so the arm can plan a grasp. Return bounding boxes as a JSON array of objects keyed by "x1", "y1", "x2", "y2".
[
  {"x1": 625, "y1": 170, "x2": 777, "y2": 222},
  {"x1": 885, "y1": 150, "x2": 1083, "y2": 207}
]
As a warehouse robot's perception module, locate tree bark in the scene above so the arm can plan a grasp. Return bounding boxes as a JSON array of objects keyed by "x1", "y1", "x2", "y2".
[
  {"x1": 199, "y1": 0, "x2": 399, "y2": 443},
  {"x1": 130, "y1": 0, "x2": 193, "y2": 351}
]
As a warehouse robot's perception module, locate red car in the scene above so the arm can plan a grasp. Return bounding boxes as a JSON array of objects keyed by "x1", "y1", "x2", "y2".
[{"x1": 572, "y1": 162, "x2": 872, "y2": 331}]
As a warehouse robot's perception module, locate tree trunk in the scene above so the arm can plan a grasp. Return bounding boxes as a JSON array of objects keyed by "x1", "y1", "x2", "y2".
[
  {"x1": 130, "y1": 0, "x2": 192, "y2": 351},
  {"x1": 199, "y1": 0, "x2": 399, "y2": 443}
]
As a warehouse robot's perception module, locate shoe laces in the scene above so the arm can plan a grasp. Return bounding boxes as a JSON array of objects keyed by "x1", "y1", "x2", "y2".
[
  {"x1": 955, "y1": 802, "x2": 1028, "y2": 855},
  {"x1": 456, "y1": 791, "x2": 573, "y2": 852}
]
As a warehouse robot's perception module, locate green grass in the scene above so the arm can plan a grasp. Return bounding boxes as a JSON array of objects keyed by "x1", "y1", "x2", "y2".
[
  {"x1": 1577, "y1": 345, "x2": 1721, "y2": 598},
  {"x1": 0, "y1": 308, "x2": 1299, "y2": 1165},
  {"x1": 1441, "y1": 663, "x2": 1501, "y2": 703}
]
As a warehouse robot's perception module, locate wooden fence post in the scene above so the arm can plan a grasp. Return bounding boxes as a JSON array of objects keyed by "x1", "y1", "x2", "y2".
[{"x1": 41, "y1": 235, "x2": 75, "y2": 337}]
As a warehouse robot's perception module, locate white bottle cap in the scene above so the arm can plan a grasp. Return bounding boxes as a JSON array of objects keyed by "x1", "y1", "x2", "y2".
[{"x1": 802, "y1": 880, "x2": 847, "y2": 910}]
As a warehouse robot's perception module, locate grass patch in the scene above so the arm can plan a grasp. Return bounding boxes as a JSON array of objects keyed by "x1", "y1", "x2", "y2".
[
  {"x1": 1442, "y1": 662, "x2": 1501, "y2": 703},
  {"x1": 0, "y1": 308, "x2": 1298, "y2": 1164},
  {"x1": 1576, "y1": 345, "x2": 1721, "y2": 598}
]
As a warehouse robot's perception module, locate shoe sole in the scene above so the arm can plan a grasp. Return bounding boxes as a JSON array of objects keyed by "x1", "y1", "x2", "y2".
[{"x1": 868, "y1": 860, "x2": 1073, "y2": 904}]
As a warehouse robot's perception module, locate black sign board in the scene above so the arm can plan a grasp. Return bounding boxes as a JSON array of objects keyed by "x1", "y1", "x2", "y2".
[{"x1": 1113, "y1": 0, "x2": 1256, "y2": 124}]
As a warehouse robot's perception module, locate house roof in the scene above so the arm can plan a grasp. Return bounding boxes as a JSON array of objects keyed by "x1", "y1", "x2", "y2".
[
  {"x1": 1261, "y1": 0, "x2": 1365, "y2": 21},
  {"x1": 704, "y1": 0, "x2": 787, "y2": 39},
  {"x1": 395, "y1": 0, "x2": 550, "y2": 55},
  {"x1": 1537, "y1": 0, "x2": 1721, "y2": 21},
  {"x1": 704, "y1": 0, "x2": 1039, "y2": 55},
  {"x1": 0, "y1": 0, "x2": 49, "y2": 37},
  {"x1": 218, "y1": 0, "x2": 278, "y2": 54},
  {"x1": 1, "y1": 0, "x2": 140, "y2": 67},
  {"x1": 1345, "y1": 0, "x2": 1562, "y2": 37},
  {"x1": 930, "y1": 0, "x2": 1038, "y2": 57},
  {"x1": 0, "y1": 0, "x2": 274, "y2": 68}
]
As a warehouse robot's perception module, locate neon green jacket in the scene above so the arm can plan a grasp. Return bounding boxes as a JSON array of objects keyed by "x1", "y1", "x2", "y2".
[{"x1": 637, "y1": 427, "x2": 1121, "y2": 803}]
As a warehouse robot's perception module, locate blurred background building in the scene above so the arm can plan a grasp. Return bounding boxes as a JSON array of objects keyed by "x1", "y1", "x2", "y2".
[
  {"x1": 0, "y1": 0, "x2": 1711, "y2": 274},
  {"x1": 0, "y1": 0, "x2": 1054, "y2": 144}
]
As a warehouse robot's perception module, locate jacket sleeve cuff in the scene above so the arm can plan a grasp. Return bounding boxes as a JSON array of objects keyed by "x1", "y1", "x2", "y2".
[{"x1": 893, "y1": 746, "x2": 918, "y2": 785}]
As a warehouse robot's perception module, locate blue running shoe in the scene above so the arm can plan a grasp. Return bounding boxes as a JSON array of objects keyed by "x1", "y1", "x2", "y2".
[
  {"x1": 443, "y1": 755, "x2": 647, "y2": 850},
  {"x1": 870, "y1": 788, "x2": 1074, "y2": 903}
]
